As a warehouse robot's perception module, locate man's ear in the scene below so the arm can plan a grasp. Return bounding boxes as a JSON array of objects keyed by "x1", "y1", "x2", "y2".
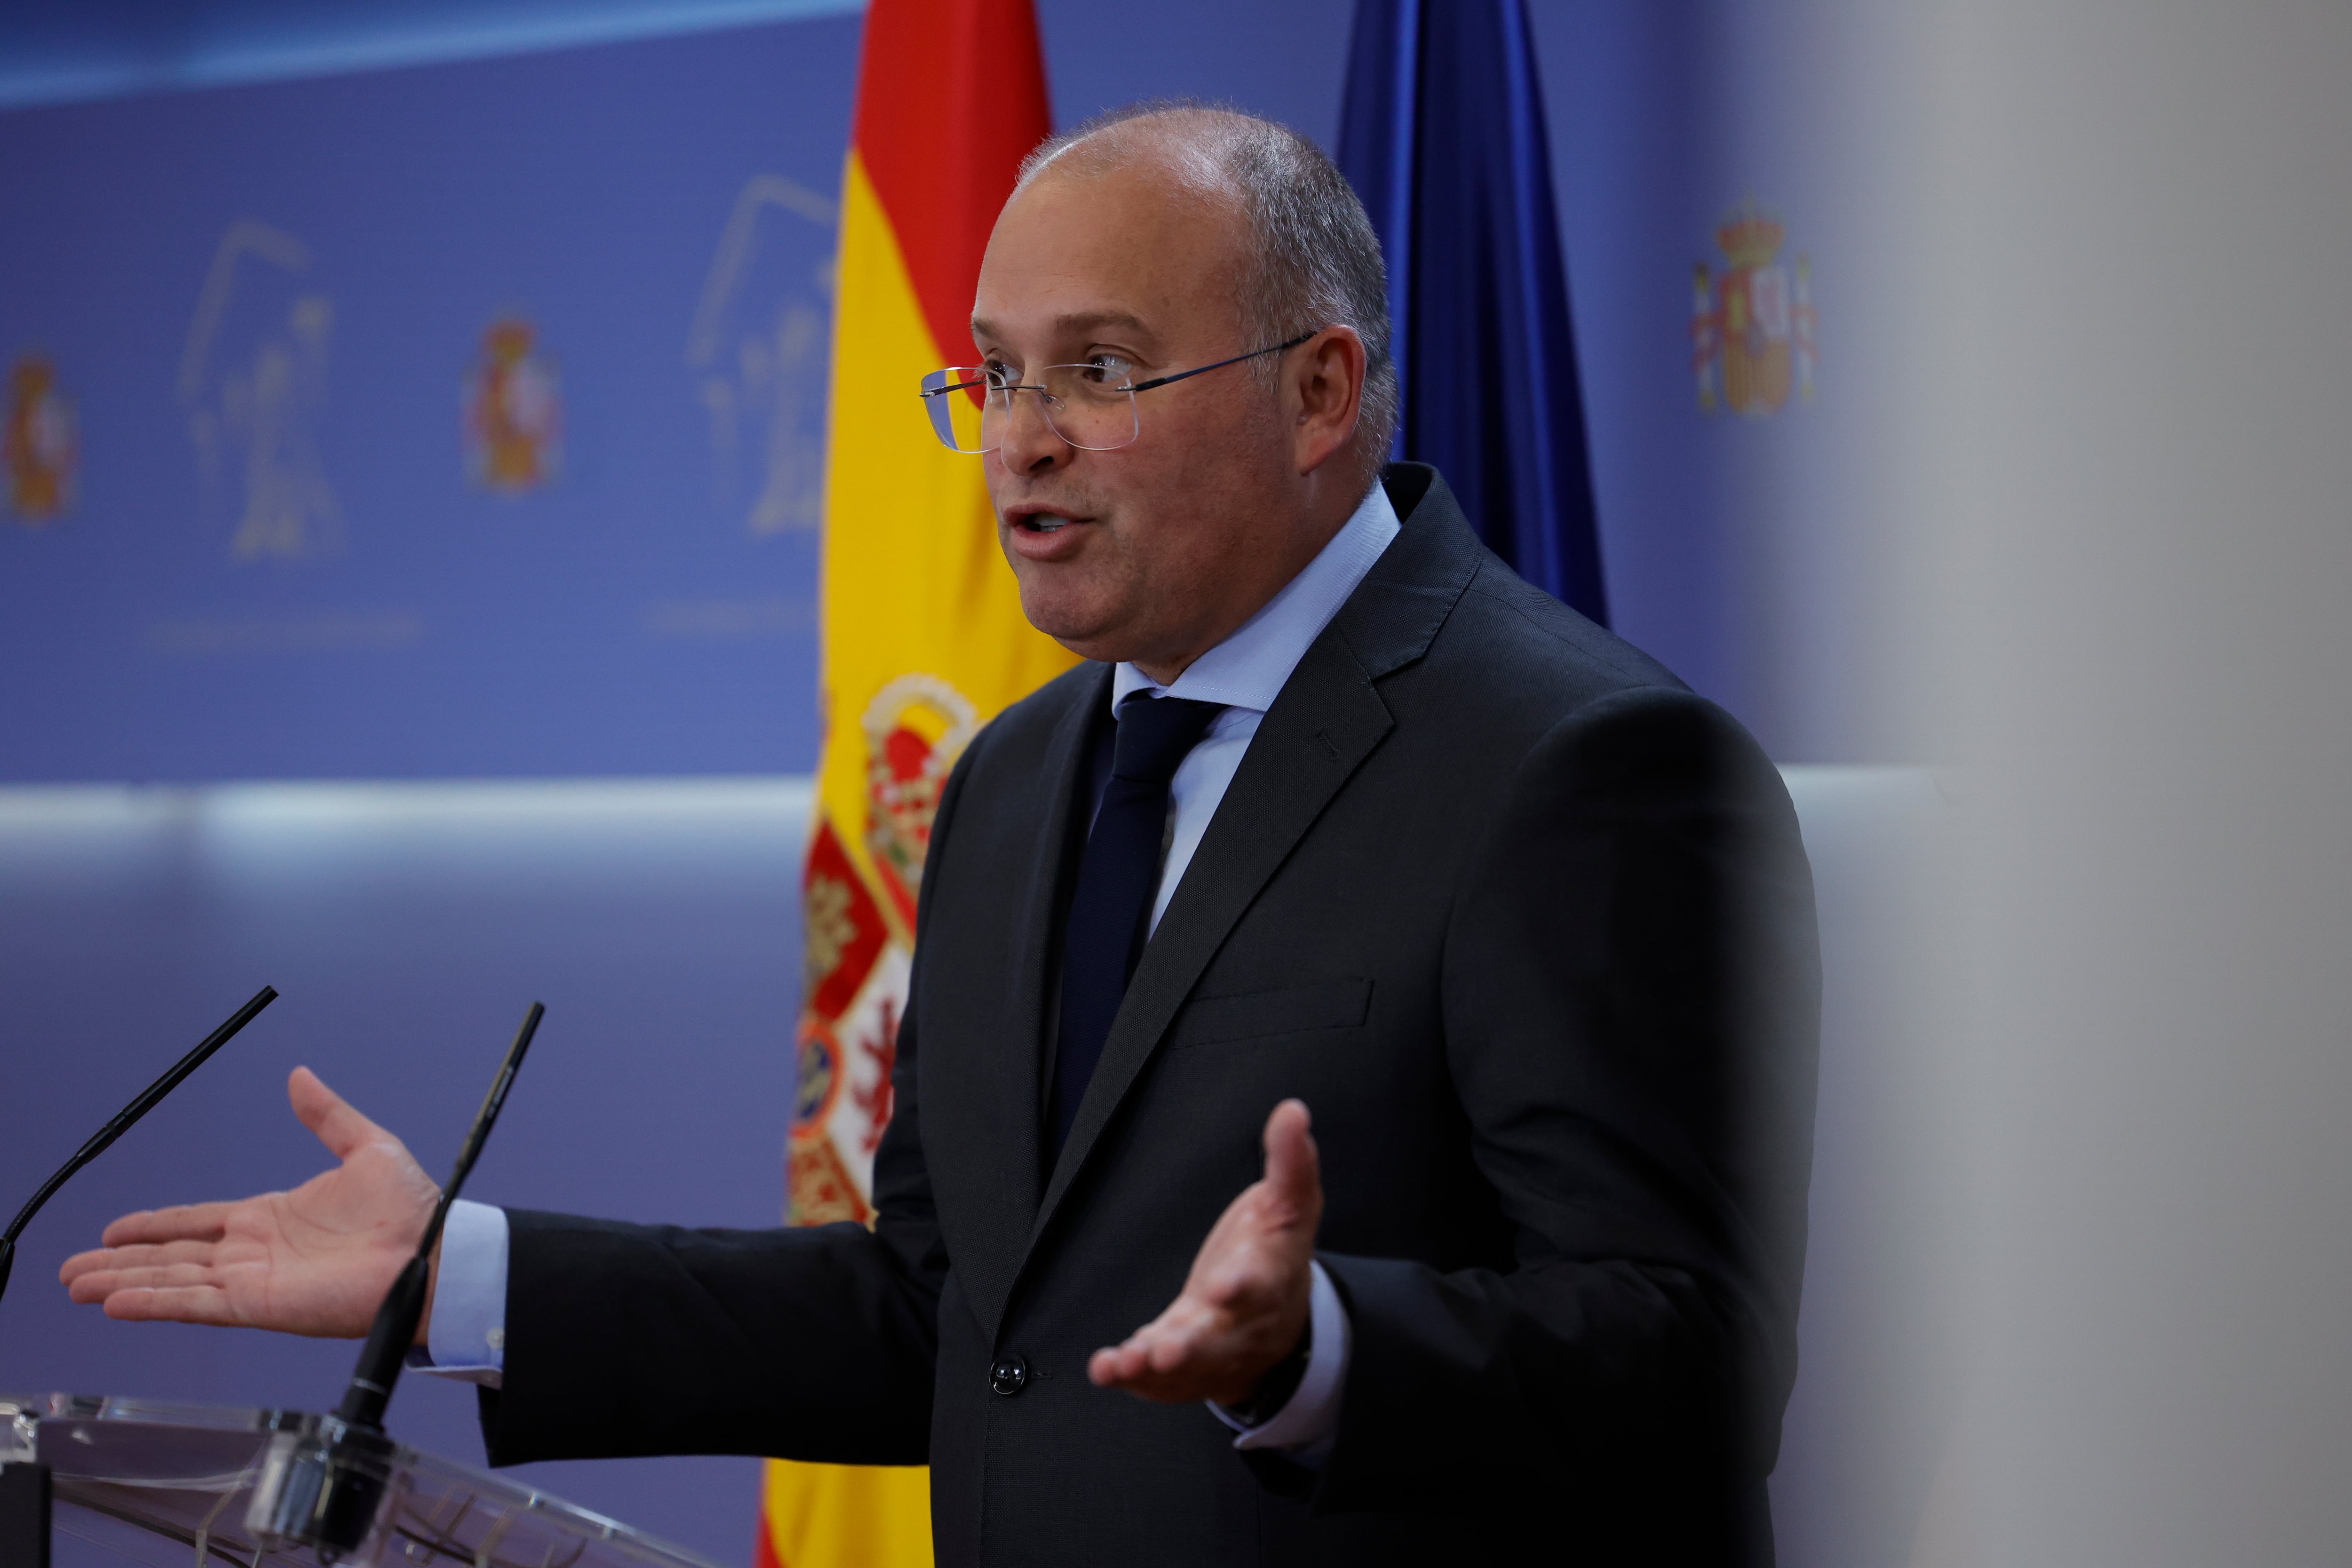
[{"x1": 1290, "y1": 326, "x2": 1367, "y2": 477}]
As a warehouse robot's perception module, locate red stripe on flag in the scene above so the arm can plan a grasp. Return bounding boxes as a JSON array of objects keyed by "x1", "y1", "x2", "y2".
[
  {"x1": 753, "y1": 1504, "x2": 788, "y2": 1568},
  {"x1": 852, "y1": 0, "x2": 1052, "y2": 365}
]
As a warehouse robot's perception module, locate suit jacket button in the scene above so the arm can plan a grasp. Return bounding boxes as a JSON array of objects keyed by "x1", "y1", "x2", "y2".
[{"x1": 989, "y1": 1355, "x2": 1029, "y2": 1396}]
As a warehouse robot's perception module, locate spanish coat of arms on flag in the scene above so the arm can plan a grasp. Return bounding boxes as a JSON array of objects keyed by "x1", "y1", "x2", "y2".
[{"x1": 757, "y1": 3, "x2": 1072, "y2": 1566}]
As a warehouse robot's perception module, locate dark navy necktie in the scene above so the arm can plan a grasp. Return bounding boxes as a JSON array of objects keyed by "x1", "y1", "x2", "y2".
[{"x1": 1050, "y1": 693, "x2": 1227, "y2": 1157}]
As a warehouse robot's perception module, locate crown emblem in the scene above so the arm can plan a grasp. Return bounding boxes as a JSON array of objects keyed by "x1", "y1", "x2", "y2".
[
  {"x1": 463, "y1": 315, "x2": 563, "y2": 494},
  {"x1": 5, "y1": 354, "x2": 76, "y2": 524},
  {"x1": 1714, "y1": 200, "x2": 1787, "y2": 270},
  {"x1": 1690, "y1": 199, "x2": 1816, "y2": 418},
  {"x1": 861, "y1": 673, "x2": 979, "y2": 934},
  {"x1": 485, "y1": 320, "x2": 536, "y2": 362}
]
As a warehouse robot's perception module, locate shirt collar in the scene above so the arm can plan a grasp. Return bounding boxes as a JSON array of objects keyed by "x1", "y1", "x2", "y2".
[{"x1": 1111, "y1": 481, "x2": 1403, "y2": 717}]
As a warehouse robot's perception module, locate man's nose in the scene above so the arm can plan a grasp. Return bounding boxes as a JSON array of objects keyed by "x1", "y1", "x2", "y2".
[{"x1": 993, "y1": 388, "x2": 1070, "y2": 477}]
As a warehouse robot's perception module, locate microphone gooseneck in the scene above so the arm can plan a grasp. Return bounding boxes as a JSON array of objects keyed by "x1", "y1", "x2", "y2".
[
  {"x1": 334, "y1": 998, "x2": 543, "y2": 1432},
  {"x1": 250, "y1": 1002, "x2": 545, "y2": 1564},
  {"x1": 0, "y1": 985, "x2": 278, "y2": 1310}
]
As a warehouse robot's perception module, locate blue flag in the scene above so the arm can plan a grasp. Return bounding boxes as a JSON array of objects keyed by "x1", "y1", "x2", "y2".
[{"x1": 1338, "y1": 0, "x2": 1608, "y2": 625}]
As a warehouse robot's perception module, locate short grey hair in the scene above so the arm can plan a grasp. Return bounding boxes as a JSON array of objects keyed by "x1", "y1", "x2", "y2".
[{"x1": 1016, "y1": 102, "x2": 1400, "y2": 486}]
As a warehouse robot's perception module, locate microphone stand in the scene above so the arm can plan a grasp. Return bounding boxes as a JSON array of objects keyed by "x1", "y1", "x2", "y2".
[
  {"x1": 0, "y1": 985, "x2": 279, "y2": 1568},
  {"x1": 246, "y1": 1002, "x2": 545, "y2": 1564},
  {"x1": 0, "y1": 986, "x2": 278, "y2": 1308}
]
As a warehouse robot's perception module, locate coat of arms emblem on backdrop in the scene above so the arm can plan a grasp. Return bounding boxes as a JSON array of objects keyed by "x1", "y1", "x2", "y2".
[
  {"x1": 1691, "y1": 200, "x2": 1817, "y2": 417},
  {"x1": 463, "y1": 317, "x2": 563, "y2": 494},
  {"x1": 5, "y1": 354, "x2": 76, "y2": 524}
]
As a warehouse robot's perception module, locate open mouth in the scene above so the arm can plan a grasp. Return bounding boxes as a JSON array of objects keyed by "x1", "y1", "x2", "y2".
[
  {"x1": 1000, "y1": 503, "x2": 1096, "y2": 559},
  {"x1": 1007, "y1": 507, "x2": 1086, "y2": 534}
]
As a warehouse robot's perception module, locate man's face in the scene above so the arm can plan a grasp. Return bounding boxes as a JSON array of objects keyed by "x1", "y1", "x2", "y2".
[{"x1": 970, "y1": 163, "x2": 1310, "y2": 674}]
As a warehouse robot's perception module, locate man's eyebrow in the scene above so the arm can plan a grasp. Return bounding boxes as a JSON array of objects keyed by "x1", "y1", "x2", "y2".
[
  {"x1": 1052, "y1": 310, "x2": 1153, "y2": 338},
  {"x1": 968, "y1": 311, "x2": 1156, "y2": 343}
]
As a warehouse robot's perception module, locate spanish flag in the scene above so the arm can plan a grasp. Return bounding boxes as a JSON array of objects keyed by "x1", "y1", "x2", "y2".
[{"x1": 756, "y1": 4, "x2": 1068, "y2": 1567}]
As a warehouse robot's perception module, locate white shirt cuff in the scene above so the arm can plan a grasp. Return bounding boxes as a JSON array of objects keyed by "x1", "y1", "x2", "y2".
[
  {"x1": 408, "y1": 1198, "x2": 509, "y2": 1389},
  {"x1": 1209, "y1": 1259, "x2": 1350, "y2": 1464}
]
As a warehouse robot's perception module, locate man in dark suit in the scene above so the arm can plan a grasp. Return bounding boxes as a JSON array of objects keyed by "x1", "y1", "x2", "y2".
[{"x1": 65, "y1": 106, "x2": 1817, "y2": 1565}]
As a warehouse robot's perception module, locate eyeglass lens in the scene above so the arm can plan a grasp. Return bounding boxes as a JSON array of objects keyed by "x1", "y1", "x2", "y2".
[{"x1": 922, "y1": 366, "x2": 1142, "y2": 454}]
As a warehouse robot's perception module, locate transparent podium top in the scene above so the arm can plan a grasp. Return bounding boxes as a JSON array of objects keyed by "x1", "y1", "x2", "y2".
[{"x1": 4, "y1": 1393, "x2": 728, "y2": 1568}]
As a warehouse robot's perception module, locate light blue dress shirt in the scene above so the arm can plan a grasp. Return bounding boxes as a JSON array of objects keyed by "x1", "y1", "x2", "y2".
[{"x1": 423, "y1": 480, "x2": 1403, "y2": 1460}]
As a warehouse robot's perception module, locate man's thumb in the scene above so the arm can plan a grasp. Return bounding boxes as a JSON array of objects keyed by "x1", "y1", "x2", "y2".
[
  {"x1": 1260, "y1": 1098, "x2": 1319, "y2": 1206},
  {"x1": 289, "y1": 1066, "x2": 386, "y2": 1162}
]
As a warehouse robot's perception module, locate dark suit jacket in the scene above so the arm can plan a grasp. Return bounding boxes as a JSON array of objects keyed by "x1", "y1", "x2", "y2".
[{"x1": 479, "y1": 466, "x2": 1820, "y2": 1567}]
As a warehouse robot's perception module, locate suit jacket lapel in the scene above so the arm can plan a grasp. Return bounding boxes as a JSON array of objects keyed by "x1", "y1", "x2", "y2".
[
  {"x1": 1019, "y1": 467, "x2": 1486, "y2": 1257},
  {"x1": 1026, "y1": 633, "x2": 1393, "y2": 1251},
  {"x1": 946, "y1": 661, "x2": 1107, "y2": 1337}
]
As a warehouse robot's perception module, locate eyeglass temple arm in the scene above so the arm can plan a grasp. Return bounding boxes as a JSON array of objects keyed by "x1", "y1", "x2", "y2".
[
  {"x1": 920, "y1": 375, "x2": 991, "y2": 400},
  {"x1": 920, "y1": 329, "x2": 1320, "y2": 401},
  {"x1": 922, "y1": 374, "x2": 1071, "y2": 399},
  {"x1": 1125, "y1": 329, "x2": 1320, "y2": 394}
]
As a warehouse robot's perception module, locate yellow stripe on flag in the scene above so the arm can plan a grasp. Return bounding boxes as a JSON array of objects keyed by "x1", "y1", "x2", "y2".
[
  {"x1": 762, "y1": 4, "x2": 1067, "y2": 1562},
  {"x1": 813, "y1": 150, "x2": 1075, "y2": 914},
  {"x1": 761, "y1": 1457, "x2": 932, "y2": 1568}
]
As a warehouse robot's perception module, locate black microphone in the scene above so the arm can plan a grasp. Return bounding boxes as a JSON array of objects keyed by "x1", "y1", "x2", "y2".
[
  {"x1": 0, "y1": 985, "x2": 278, "y2": 1309},
  {"x1": 336, "y1": 999, "x2": 542, "y2": 1431},
  {"x1": 247, "y1": 1001, "x2": 544, "y2": 1564}
]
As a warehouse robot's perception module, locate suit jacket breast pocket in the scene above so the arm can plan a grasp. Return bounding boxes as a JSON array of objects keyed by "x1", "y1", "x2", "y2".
[{"x1": 1169, "y1": 978, "x2": 1373, "y2": 1050}]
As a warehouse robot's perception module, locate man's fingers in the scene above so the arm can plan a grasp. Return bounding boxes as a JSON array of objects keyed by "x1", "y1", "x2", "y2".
[
  {"x1": 68, "y1": 1259, "x2": 212, "y2": 1305},
  {"x1": 101, "y1": 1285, "x2": 240, "y2": 1328},
  {"x1": 288, "y1": 1066, "x2": 385, "y2": 1162},
  {"x1": 64, "y1": 1267, "x2": 119, "y2": 1305},
  {"x1": 1089, "y1": 1333, "x2": 1220, "y2": 1403},
  {"x1": 1090, "y1": 1295, "x2": 1217, "y2": 1388},
  {"x1": 1090, "y1": 1326, "x2": 1163, "y2": 1387},
  {"x1": 1146, "y1": 1332, "x2": 1200, "y2": 1375},
  {"x1": 98, "y1": 1202, "x2": 233, "y2": 1249},
  {"x1": 59, "y1": 1246, "x2": 118, "y2": 1285},
  {"x1": 1258, "y1": 1098, "x2": 1319, "y2": 1213},
  {"x1": 1089, "y1": 1336, "x2": 1193, "y2": 1389},
  {"x1": 68, "y1": 1258, "x2": 222, "y2": 1304},
  {"x1": 61, "y1": 1239, "x2": 217, "y2": 1287}
]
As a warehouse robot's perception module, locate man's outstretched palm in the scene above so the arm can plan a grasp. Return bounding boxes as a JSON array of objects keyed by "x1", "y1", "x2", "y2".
[
  {"x1": 60, "y1": 1067, "x2": 439, "y2": 1340},
  {"x1": 1088, "y1": 1098, "x2": 1322, "y2": 1407}
]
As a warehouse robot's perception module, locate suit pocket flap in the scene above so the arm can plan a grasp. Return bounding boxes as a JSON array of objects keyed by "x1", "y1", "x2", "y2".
[{"x1": 1171, "y1": 978, "x2": 1373, "y2": 1049}]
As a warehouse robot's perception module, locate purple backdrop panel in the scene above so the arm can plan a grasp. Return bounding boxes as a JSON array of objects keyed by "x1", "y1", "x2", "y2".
[{"x1": 0, "y1": 780, "x2": 807, "y2": 1566}]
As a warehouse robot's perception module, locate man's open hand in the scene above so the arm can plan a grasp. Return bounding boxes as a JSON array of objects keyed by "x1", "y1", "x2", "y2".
[
  {"x1": 59, "y1": 1067, "x2": 440, "y2": 1340},
  {"x1": 1089, "y1": 1098, "x2": 1321, "y2": 1408}
]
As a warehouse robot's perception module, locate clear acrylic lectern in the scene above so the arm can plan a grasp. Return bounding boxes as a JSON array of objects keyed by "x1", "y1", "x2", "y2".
[{"x1": 1, "y1": 1393, "x2": 727, "y2": 1568}]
